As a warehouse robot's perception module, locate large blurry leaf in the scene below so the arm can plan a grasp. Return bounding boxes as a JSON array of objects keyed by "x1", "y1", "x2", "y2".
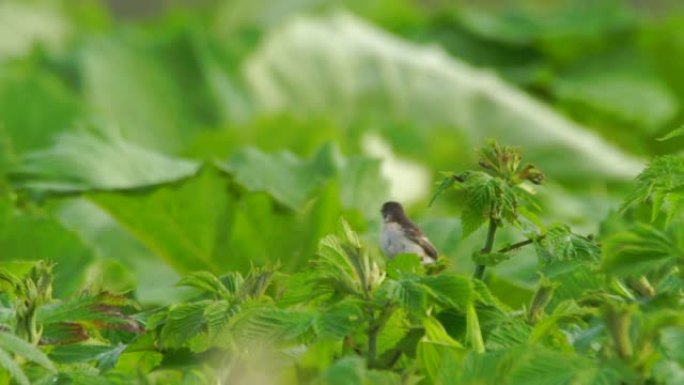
[
  {"x1": 319, "y1": 355, "x2": 365, "y2": 385},
  {"x1": 0, "y1": 67, "x2": 80, "y2": 156},
  {"x1": 57, "y1": 199, "x2": 185, "y2": 304},
  {"x1": 456, "y1": 1, "x2": 634, "y2": 46},
  {"x1": 14, "y1": 130, "x2": 200, "y2": 193},
  {"x1": 89, "y1": 169, "x2": 231, "y2": 273},
  {"x1": 81, "y1": 39, "x2": 195, "y2": 153},
  {"x1": 0, "y1": 200, "x2": 93, "y2": 296},
  {"x1": 218, "y1": 144, "x2": 338, "y2": 209},
  {"x1": 0, "y1": 3, "x2": 70, "y2": 60},
  {"x1": 553, "y1": 56, "x2": 677, "y2": 134},
  {"x1": 244, "y1": 12, "x2": 643, "y2": 182},
  {"x1": 218, "y1": 143, "x2": 388, "y2": 212}
]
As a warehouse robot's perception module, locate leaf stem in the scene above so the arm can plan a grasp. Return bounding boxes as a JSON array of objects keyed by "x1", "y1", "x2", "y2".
[
  {"x1": 496, "y1": 234, "x2": 545, "y2": 254},
  {"x1": 474, "y1": 218, "x2": 498, "y2": 279},
  {"x1": 367, "y1": 307, "x2": 377, "y2": 366}
]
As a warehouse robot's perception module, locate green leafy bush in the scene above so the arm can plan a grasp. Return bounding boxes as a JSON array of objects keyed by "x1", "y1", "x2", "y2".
[{"x1": 2, "y1": 1, "x2": 684, "y2": 384}]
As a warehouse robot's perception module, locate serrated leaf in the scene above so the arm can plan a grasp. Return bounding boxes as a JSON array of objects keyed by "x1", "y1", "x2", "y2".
[
  {"x1": 178, "y1": 271, "x2": 230, "y2": 298},
  {"x1": 315, "y1": 300, "x2": 364, "y2": 339},
  {"x1": 420, "y1": 273, "x2": 473, "y2": 309},
  {"x1": 622, "y1": 155, "x2": 684, "y2": 220},
  {"x1": 160, "y1": 301, "x2": 210, "y2": 349},
  {"x1": 386, "y1": 254, "x2": 424, "y2": 279},
  {"x1": 232, "y1": 306, "x2": 315, "y2": 343},
  {"x1": 601, "y1": 223, "x2": 683, "y2": 276},
  {"x1": 535, "y1": 225, "x2": 600, "y2": 265},
  {"x1": 430, "y1": 175, "x2": 457, "y2": 206}
]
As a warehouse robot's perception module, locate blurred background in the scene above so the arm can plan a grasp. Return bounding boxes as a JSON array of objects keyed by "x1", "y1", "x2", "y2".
[{"x1": 1, "y1": 0, "x2": 683, "y2": 306}]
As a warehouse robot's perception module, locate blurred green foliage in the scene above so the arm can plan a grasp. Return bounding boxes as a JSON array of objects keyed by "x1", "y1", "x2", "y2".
[{"x1": 2, "y1": 0, "x2": 684, "y2": 384}]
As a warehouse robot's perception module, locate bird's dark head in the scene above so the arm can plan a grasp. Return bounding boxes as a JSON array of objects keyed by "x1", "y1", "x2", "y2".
[{"x1": 381, "y1": 201, "x2": 406, "y2": 223}]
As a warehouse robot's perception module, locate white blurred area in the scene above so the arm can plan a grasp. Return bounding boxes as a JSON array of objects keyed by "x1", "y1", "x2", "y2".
[{"x1": 362, "y1": 133, "x2": 430, "y2": 205}]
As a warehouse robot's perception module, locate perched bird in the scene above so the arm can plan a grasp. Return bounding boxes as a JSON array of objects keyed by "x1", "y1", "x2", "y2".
[{"x1": 380, "y1": 201, "x2": 438, "y2": 264}]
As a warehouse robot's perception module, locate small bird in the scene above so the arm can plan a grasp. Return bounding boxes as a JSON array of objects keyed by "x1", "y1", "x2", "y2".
[{"x1": 380, "y1": 201, "x2": 438, "y2": 264}]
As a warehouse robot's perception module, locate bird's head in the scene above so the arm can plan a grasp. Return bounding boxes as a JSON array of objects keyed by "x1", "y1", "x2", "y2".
[{"x1": 381, "y1": 201, "x2": 405, "y2": 223}]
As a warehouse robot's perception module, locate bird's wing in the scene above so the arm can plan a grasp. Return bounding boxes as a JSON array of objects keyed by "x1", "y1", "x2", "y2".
[{"x1": 404, "y1": 223, "x2": 438, "y2": 260}]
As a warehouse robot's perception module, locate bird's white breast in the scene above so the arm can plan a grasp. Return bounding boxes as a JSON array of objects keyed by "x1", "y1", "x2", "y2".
[{"x1": 380, "y1": 222, "x2": 432, "y2": 263}]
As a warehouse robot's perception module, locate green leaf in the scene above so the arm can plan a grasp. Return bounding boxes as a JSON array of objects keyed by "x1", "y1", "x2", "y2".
[
  {"x1": 553, "y1": 60, "x2": 677, "y2": 133},
  {"x1": 506, "y1": 348, "x2": 624, "y2": 385},
  {"x1": 430, "y1": 174, "x2": 457, "y2": 206},
  {"x1": 49, "y1": 343, "x2": 126, "y2": 370},
  {"x1": 657, "y1": 126, "x2": 684, "y2": 141},
  {"x1": 456, "y1": 2, "x2": 634, "y2": 45},
  {"x1": 160, "y1": 301, "x2": 211, "y2": 349},
  {"x1": 661, "y1": 327, "x2": 684, "y2": 364},
  {"x1": 338, "y1": 156, "x2": 389, "y2": 214},
  {"x1": 13, "y1": 129, "x2": 199, "y2": 193},
  {"x1": 232, "y1": 306, "x2": 315, "y2": 343},
  {"x1": 622, "y1": 155, "x2": 684, "y2": 221},
  {"x1": 218, "y1": 145, "x2": 337, "y2": 210},
  {"x1": 0, "y1": 66, "x2": 80, "y2": 156},
  {"x1": 56, "y1": 198, "x2": 185, "y2": 305},
  {"x1": 377, "y1": 278, "x2": 427, "y2": 316},
  {"x1": 0, "y1": 331, "x2": 54, "y2": 371},
  {"x1": 466, "y1": 303, "x2": 485, "y2": 353},
  {"x1": 320, "y1": 356, "x2": 365, "y2": 385},
  {"x1": 245, "y1": 12, "x2": 643, "y2": 182},
  {"x1": 601, "y1": 223, "x2": 683, "y2": 276},
  {"x1": 486, "y1": 317, "x2": 531, "y2": 350},
  {"x1": 0, "y1": 331, "x2": 56, "y2": 371},
  {"x1": 0, "y1": 347, "x2": 29, "y2": 385},
  {"x1": 177, "y1": 271, "x2": 231, "y2": 298},
  {"x1": 535, "y1": 225, "x2": 600, "y2": 265},
  {"x1": 386, "y1": 254, "x2": 424, "y2": 279},
  {"x1": 312, "y1": 219, "x2": 384, "y2": 299},
  {"x1": 420, "y1": 273, "x2": 473, "y2": 309},
  {"x1": 653, "y1": 360, "x2": 684, "y2": 385},
  {"x1": 418, "y1": 317, "x2": 465, "y2": 385},
  {"x1": 38, "y1": 291, "x2": 138, "y2": 325},
  {"x1": 0, "y1": 201, "x2": 93, "y2": 297},
  {"x1": 314, "y1": 300, "x2": 364, "y2": 339},
  {"x1": 81, "y1": 38, "x2": 196, "y2": 153},
  {"x1": 89, "y1": 169, "x2": 231, "y2": 274}
]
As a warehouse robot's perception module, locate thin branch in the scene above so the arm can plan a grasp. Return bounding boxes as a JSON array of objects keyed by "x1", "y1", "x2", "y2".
[
  {"x1": 474, "y1": 218, "x2": 498, "y2": 279},
  {"x1": 497, "y1": 234, "x2": 546, "y2": 254}
]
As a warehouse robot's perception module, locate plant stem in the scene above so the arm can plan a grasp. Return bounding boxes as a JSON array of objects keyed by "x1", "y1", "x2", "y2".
[
  {"x1": 367, "y1": 308, "x2": 377, "y2": 366},
  {"x1": 497, "y1": 234, "x2": 545, "y2": 254},
  {"x1": 474, "y1": 218, "x2": 498, "y2": 279}
]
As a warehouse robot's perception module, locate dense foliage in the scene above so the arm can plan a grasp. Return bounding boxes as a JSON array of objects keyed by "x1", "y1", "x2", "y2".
[{"x1": 2, "y1": 1, "x2": 684, "y2": 384}]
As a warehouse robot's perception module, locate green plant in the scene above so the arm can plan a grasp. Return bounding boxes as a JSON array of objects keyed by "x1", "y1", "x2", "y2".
[{"x1": 3, "y1": 139, "x2": 684, "y2": 384}]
